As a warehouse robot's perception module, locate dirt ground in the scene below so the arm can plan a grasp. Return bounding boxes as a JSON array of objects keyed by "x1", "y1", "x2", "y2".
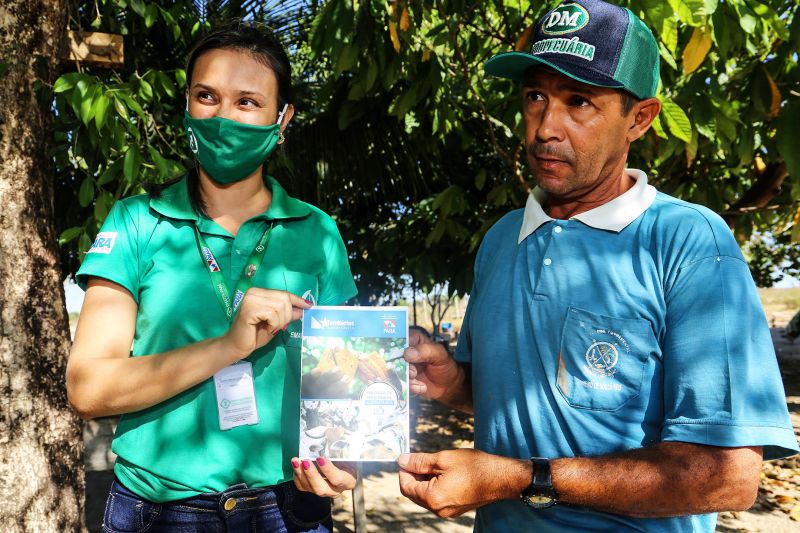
[{"x1": 84, "y1": 296, "x2": 800, "y2": 532}]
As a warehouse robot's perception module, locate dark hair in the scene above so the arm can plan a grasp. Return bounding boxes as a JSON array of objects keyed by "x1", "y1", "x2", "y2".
[
  {"x1": 620, "y1": 90, "x2": 642, "y2": 116},
  {"x1": 149, "y1": 20, "x2": 293, "y2": 212},
  {"x1": 186, "y1": 20, "x2": 294, "y2": 106}
]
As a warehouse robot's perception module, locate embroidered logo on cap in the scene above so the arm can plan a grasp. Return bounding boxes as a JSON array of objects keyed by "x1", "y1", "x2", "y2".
[
  {"x1": 87, "y1": 232, "x2": 117, "y2": 254},
  {"x1": 541, "y1": 3, "x2": 590, "y2": 35},
  {"x1": 531, "y1": 36, "x2": 596, "y2": 61}
]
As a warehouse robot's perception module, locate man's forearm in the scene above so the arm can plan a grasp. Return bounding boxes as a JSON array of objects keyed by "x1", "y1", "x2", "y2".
[{"x1": 550, "y1": 442, "x2": 762, "y2": 517}]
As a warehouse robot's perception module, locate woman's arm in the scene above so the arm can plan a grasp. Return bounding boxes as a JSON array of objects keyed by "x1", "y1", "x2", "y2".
[{"x1": 67, "y1": 277, "x2": 310, "y2": 419}]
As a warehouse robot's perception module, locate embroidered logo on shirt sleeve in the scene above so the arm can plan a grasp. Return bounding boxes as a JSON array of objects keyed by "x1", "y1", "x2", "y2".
[{"x1": 87, "y1": 232, "x2": 118, "y2": 254}]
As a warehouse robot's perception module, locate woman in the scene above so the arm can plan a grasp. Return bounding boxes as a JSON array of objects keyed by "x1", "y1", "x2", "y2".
[{"x1": 67, "y1": 21, "x2": 357, "y2": 532}]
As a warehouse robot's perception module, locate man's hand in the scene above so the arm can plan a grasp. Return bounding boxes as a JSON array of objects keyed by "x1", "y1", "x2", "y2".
[
  {"x1": 397, "y1": 449, "x2": 531, "y2": 518},
  {"x1": 404, "y1": 338, "x2": 470, "y2": 412}
]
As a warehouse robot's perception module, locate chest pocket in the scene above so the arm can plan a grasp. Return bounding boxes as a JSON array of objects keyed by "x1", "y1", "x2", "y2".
[
  {"x1": 556, "y1": 307, "x2": 654, "y2": 411},
  {"x1": 282, "y1": 271, "x2": 318, "y2": 348}
]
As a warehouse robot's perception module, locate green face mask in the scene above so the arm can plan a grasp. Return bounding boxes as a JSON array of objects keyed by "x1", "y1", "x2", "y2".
[{"x1": 183, "y1": 106, "x2": 287, "y2": 184}]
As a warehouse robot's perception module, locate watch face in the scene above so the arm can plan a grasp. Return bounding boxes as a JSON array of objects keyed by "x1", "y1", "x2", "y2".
[{"x1": 522, "y1": 493, "x2": 556, "y2": 509}]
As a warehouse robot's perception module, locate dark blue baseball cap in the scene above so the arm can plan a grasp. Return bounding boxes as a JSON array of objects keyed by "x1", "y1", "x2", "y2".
[{"x1": 484, "y1": 0, "x2": 660, "y2": 99}]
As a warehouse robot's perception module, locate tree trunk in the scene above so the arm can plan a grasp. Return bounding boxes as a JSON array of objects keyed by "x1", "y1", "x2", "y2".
[{"x1": 0, "y1": 2, "x2": 85, "y2": 532}]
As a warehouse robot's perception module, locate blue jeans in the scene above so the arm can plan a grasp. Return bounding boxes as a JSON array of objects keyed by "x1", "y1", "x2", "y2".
[{"x1": 102, "y1": 478, "x2": 333, "y2": 533}]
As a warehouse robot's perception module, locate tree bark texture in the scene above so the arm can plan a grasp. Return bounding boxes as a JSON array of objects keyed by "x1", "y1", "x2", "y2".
[{"x1": 0, "y1": 2, "x2": 85, "y2": 532}]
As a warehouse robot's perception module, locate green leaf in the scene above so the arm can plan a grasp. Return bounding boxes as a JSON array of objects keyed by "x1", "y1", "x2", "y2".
[
  {"x1": 138, "y1": 79, "x2": 153, "y2": 101},
  {"x1": 119, "y1": 93, "x2": 144, "y2": 117},
  {"x1": 93, "y1": 90, "x2": 110, "y2": 130},
  {"x1": 338, "y1": 101, "x2": 366, "y2": 130},
  {"x1": 475, "y1": 169, "x2": 487, "y2": 191},
  {"x1": 432, "y1": 185, "x2": 467, "y2": 217},
  {"x1": 94, "y1": 191, "x2": 114, "y2": 221},
  {"x1": 692, "y1": 97, "x2": 717, "y2": 140},
  {"x1": 700, "y1": 0, "x2": 717, "y2": 15},
  {"x1": 53, "y1": 73, "x2": 81, "y2": 93},
  {"x1": 0, "y1": 61, "x2": 8, "y2": 78},
  {"x1": 157, "y1": 71, "x2": 176, "y2": 98},
  {"x1": 98, "y1": 159, "x2": 123, "y2": 185},
  {"x1": 113, "y1": 95, "x2": 127, "y2": 118},
  {"x1": 391, "y1": 86, "x2": 419, "y2": 118},
  {"x1": 661, "y1": 15, "x2": 678, "y2": 54},
  {"x1": 661, "y1": 100, "x2": 693, "y2": 142},
  {"x1": 79, "y1": 177, "x2": 95, "y2": 207},
  {"x1": 79, "y1": 232, "x2": 92, "y2": 256},
  {"x1": 335, "y1": 44, "x2": 359, "y2": 73},
  {"x1": 144, "y1": 4, "x2": 158, "y2": 28},
  {"x1": 658, "y1": 42, "x2": 678, "y2": 71},
  {"x1": 666, "y1": 0, "x2": 703, "y2": 26},
  {"x1": 59, "y1": 226, "x2": 83, "y2": 245},
  {"x1": 174, "y1": 69, "x2": 186, "y2": 88},
  {"x1": 776, "y1": 101, "x2": 800, "y2": 184},
  {"x1": 363, "y1": 61, "x2": 379, "y2": 94},
  {"x1": 651, "y1": 115, "x2": 669, "y2": 139},
  {"x1": 739, "y1": 13, "x2": 756, "y2": 33},
  {"x1": 123, "y1": 149, "x2": 141, "y2": 184},
  {"x1": 147, "y1": 145, "x2": 170, "y2": 177},
  {"x1": 79, "y1": 85, "x2": 98, "y2": 126},
  {"x1": 130, "y1": 0, "x2": 146, "y2": 17}
]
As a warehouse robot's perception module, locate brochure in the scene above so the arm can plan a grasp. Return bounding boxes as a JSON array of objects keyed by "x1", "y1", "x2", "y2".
[{"x1": 299, "y1": 306, "x2": 409, "y2": 461}]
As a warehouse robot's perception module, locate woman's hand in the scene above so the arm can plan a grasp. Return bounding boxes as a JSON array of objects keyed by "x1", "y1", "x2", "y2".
[
  {"x1": 220, "y1": 288, "x2": 312, "y2": 360},
  {"x1": 291, "y1": 457, "x2": 357, "y2": 497}
]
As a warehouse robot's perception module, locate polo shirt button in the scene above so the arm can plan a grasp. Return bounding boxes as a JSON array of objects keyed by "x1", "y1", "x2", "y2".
[
  {"x1": 224, "y1": 498, "x2": 237, "y2": 511},
  {"x1": 543, "y1": 258, "x2": 552, "y2": 266},
  {"x1": 553, "y1": 226, "x2": 562, "y2": 234},
  {"x1": 235, "y1": 249, "x2": 241, "y2": 255}
]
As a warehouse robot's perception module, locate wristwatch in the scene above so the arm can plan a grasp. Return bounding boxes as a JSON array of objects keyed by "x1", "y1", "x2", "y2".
[{"x1": 520, "y1": 457, "x2": 558, "y2": 509}]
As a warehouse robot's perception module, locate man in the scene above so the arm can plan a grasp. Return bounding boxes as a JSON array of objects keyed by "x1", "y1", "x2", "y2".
[{"x1": 398, "y1": 0, "x2": 799, "y2": 531}]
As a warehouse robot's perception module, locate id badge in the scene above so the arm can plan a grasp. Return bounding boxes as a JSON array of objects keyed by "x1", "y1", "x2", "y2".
[{"x1": 213, "y1": 362, "x2": 259, "y2": 431}]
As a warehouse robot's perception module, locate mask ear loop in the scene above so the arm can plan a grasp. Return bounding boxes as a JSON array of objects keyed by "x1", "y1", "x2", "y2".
[{"x1": 276, "y1": 103, "x2": 289, "y2": 144}]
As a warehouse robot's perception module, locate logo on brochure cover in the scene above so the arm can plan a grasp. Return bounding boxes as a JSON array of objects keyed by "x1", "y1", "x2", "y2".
[
  {"x1": 310, "y1": 315, "x2": 356, "y2": 330},
  {"x1": 381, "y1": 315, "x2": 398, "y2": 334},
  {"x1": 87, "y1": 232, "x2": 117, "y2": 254}
]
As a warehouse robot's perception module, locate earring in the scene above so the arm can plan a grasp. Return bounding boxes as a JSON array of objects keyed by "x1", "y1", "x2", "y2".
[{"x1": 278, "y1": 132, "x2": 286, "y2": 144}]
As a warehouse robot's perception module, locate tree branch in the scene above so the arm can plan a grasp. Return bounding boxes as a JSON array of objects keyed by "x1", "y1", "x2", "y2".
[
  {"x1": 722, "y1": 161, "x2": 788, "y2": 227},
  {"x1": 437, "y1": 0, "x2": 523, "y2": 186}
]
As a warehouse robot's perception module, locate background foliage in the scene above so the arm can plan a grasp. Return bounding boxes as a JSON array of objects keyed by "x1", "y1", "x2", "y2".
[{"x1": 55, "y1": 0, "x2": 800, "y2": 302}]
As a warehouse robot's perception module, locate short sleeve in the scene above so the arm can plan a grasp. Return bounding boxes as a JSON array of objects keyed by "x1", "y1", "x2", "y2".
[
  {"x1": 76, "y1": 200, "x2": 141, "y2": 302},
  {"x1": 316, "y1": 219, "x2": 357, "y2": 305},
  {"x1": 453, "y1": 295, "x2": 474, "y2": 364},
  {"x1": 661, "y1": 254, "x2": 798, "y2": 460},
  {"x1": 455, "y1": 234, "x2": 491, "y2": 365}
]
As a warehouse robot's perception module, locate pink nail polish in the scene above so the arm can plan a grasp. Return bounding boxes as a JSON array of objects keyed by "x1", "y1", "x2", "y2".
[
  {"x1": 316, "y1": 457, "x2": 326, "y2": 467},
  {"x1": 302, "y1": 460, "x2": 310, "y2": 470},
  {"x1": 291, "y1": 460, "x2": 299, "y2": 468},
  {"x1": 282, "y1": 324, "x2": 288, "y2": 331},
  {"x1": 271, "y1": 329, "x2": 280, "y2": 336},
  {"x1": 304, "y1": 299, "x2": 313, "y2": 305}
]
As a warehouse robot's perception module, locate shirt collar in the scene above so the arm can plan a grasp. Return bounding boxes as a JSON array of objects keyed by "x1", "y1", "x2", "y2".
[
  {"x1": 517, "y1": 169, "x2": 657, "y2": 244},
  {"x1": 150, "y1": 175, "x2": 311, "y2": 222}
]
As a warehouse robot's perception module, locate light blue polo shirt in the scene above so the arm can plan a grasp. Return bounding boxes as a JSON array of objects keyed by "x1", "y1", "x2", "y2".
[{"x1": 455, "y1": 170, "x2": 798, "y2": 532}]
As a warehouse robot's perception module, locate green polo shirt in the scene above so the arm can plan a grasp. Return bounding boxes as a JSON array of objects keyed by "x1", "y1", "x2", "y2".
[{"x1": 76, "y1": 175, "x2": 357, "y2": 502}]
